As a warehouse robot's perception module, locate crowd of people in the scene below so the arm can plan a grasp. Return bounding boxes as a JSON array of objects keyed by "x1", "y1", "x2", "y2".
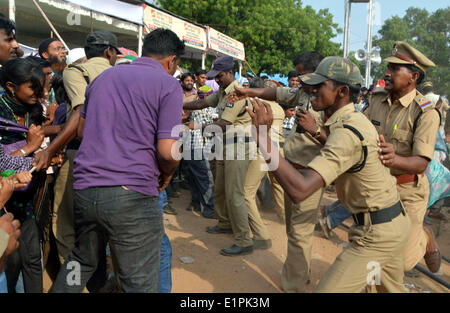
[{"x1": 0, "y1": 11, "x2": 448, "y2": 293}]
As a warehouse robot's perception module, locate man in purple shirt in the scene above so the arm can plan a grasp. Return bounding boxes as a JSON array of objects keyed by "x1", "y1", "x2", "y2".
[{"x1": 50, "y1": 29, "x2": 185, "y2": 293}]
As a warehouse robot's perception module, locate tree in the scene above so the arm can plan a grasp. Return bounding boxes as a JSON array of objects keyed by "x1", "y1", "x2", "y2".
[
  {"x1": 156, "y1": 0, "x2": 341, "y2": 75},
  {"x1": 372, "y1": 7, "x2": 450, "y2": 96}
]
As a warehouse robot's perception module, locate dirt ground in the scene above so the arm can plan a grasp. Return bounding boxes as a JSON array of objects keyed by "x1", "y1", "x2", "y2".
[
  {"x1": 164, "y1": 187, "x2": 449, "y2": 293},
  {"x1": 43, "y1": 186, "x2": 449, "y2": 293}
]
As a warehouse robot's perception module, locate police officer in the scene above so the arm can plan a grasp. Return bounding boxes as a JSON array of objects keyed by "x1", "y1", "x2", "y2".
[
  {"x1": 365, "y1": 41, "x2": 441, "y2": 273},
  {"x1": 249, "y1": 56, "x2": 411, "y2": 293},
  {"x1": 243, "y1": 78, "x2": 286, "y2": 249},
  {"x1": 230, "y1": 52, "x2": 326, "y2": 292},
  {"x1": 183, "y1": 56, "x2": 255, "y2": 256}
]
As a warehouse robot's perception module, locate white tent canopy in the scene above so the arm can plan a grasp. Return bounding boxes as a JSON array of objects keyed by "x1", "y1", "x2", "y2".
[
  {"x1": 61, "y1": 0, "x2": 143, "y2": 25},
  {"x1": 1, "y1": 0, "x2": 246, "y2": 68},
  {"x1": 1, "y1": 0, "x2": 141, "y2": 51}
]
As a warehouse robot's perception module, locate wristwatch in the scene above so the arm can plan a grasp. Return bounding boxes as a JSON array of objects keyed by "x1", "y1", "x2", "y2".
[{"x1": 313, "y1": 126, "x2": 321, "y2": 139}]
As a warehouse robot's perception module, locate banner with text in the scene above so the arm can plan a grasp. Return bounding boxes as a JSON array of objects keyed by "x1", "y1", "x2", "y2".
[
  {"x1": 143, "y1": 5, "x2": 207, "y2": 51},
  {"x1": 207, "y1": 27, "x2": 245, "y2": 61}
]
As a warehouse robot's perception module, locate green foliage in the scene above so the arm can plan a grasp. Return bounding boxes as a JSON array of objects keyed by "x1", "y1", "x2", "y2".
[
  {"x1": 156, "y1": 0, "x2": 341, "y2": 76},
  {"x1": 372, "y1": 7, "x2": 450, "y2": 96}
]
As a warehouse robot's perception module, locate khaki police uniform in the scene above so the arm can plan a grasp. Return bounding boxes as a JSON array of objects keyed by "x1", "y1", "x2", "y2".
[
  {"x1": 53, "y1": 57, "x2": 111, "y2": 263},
  {"x1": 205, "y1": 79, "x2": 254, "y2": 247},
  {"x1": 365, "y1": 89, "x2": 439, "y2": 271},
  {"x1": 364, "y1": 41, "x2": 440, "y2": 272},
  {"x1": 440, "y1": 97, "x2": 449, "y2": 127},
  {"x1": 275, "y1": 87, "x2": 326, "y2": 292},
  {"x1": 310, "y1": 103, "x2": 411, "y2": 292},
  {"x1": 244, "y1": 100, "x2": 285, "y2": 241},
  {"x1": 0, "y1": 228, "x2": 8, "y2": 259}
]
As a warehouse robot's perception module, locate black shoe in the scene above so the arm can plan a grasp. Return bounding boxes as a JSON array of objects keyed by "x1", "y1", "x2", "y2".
[
  {"x1": 166, "y1": 189, "x2": 179, "y2": 198},
  {"x1": 179, "y1": 181, "x2": 190, "y2": 190},
  {"x1": 186, "y1": 204, "x2": 201, "y2": 212},
  {"x1": 163, "y1": 204, "x2": 177, "y2": 215},
  {"x1": 202, "y1": 212, "x2": 216, "y2": 219},
  {"x1": 220, "y1": 244, "x2": 253, "y2": 256},
  {"x1": 252, "y1": 239, "x2": 272, "y2": 250},
  {"x1": 206, "y1": 225, "x2": 232, "y2": 234}
]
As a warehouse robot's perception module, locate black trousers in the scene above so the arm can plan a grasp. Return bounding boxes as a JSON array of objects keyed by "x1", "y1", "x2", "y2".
[{"x1": 5, "y1": 219, "x2": 43, "y2": 293}]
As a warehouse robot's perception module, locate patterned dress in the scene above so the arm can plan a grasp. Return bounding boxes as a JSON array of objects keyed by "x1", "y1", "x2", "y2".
[{"x1": 0, "y1": 97, "x2": 37, "y2": 222}]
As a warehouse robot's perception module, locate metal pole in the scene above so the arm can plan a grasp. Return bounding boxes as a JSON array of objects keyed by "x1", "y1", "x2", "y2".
[
  {"x1": 90, "y1": 10, "x2": 94, "y2": 33},
  {"x1": 343, "y1": 0, "x2": 351, "y2": 58},
  {"x1": 365, "y1": 0, "x2": 374, "y2": 88},
  {"x1": 238, "y1": 60, "x2": 242, "y2": 78},
  {"x1": 138, "y1": 25, "x2": 143, "y2": 57},
  {"x1": 9, "y1": 0, "x2": 15, "y2": 22},
  {"x1": 31, "y1": 0, "x2": 69, "y2": 51},
  {"x1": 201, "y1": 52, "x2": 206, "y2": 70},
  {"x1": 414, "y1": 265, "x2": 450, "y2": 290}
]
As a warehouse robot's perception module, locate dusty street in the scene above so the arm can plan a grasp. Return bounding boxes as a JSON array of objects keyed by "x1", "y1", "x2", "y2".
[
  {"x1": 43, "y1": 186, "x2": 449, "y2": 293},
  {"x1": 166, "y1": 187, "x2": 449, "y2": 293}
]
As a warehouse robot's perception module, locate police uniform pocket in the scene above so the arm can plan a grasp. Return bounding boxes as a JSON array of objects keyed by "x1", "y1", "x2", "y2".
[
  {"x1": 391, "y1": 128, "x2": 412, "y2": 154},
  {"x1": 348, "y1": 224, "x2": 372, "y2": 247},
  {"x1": 392, "y1": 128, "x2": 412, "y2": 142}
]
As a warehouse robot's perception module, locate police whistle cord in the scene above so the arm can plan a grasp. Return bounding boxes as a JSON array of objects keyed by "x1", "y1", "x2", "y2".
[{"x1": 414, "y1": 264, "x2": 450, "y2": 290}]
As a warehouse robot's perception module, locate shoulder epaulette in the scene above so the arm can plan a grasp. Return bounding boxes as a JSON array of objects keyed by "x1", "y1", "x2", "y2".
[
  {"x1": 415, "y1": 94, "x2": 436, "y2": 112},
  {"x1": 67, "y1": 64, "x2": 90, "y2": 84},
  {"x1": 412, "y1": 94, "x2": 441, "y2": 135}
]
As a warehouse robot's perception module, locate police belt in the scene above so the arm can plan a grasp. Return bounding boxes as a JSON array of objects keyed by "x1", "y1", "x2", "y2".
[
  {"x1": 395, "y1": 173, "x2": 424, "y2": 185},
  {"x1": 224, "y1": 136, "x2": 253, "y2": 145},
  {"x1": 291, "y1": 162, "x2": 306, "y2": 170},
  {"x1": 352, "y1": 201, "x2": 403, "y2": 226}
]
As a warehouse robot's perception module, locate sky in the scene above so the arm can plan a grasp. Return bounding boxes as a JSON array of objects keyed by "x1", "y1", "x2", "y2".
[{"x1": 300, "y1": 0, "x2": 447, "y2": 52}]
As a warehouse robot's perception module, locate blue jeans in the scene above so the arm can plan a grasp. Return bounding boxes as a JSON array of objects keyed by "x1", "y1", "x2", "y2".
[
  {"x1": 158, "y1": 189, "x2": 168, "y2": 209},
  {"x1": 159, "y1": 234, "x2": 172, "y2": 293},
  {"x1": 0, "y1": 272, "x2": 7, "y2": 293},
  {"x1": 50, "y1": 186, "x2": 163, "y2": 293},
  {"x1": 184, "y1": 149, "x2": 215, "y2": 217},
  {"x1": 325, "y1": 200, "x2": 352, "y2": 229},
  {"x1": 158, "y1": 190, "x2": 172, "y2": 293}
]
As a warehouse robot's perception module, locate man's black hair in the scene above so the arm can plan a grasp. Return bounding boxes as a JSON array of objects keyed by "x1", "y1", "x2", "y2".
[
  {"x1": 24, "y1": 55, "x2": 51, "y2": 69},
  {"x1": 84, "y1": 44, "x2": 109, "y2": 59},
  {"x1": 195, "y1": 69, "x2": 207, "y2": 76},
  {"x1": 142, "y1": 28, "x2": 185, "y2": 58},
  {"x1": 288, "y1": 70, "x2": 298, "y2": 79},
  {"x1": 0, "y1": 13, "x2": 16, "y2": 36},
  {"x1": 404, "y1": 64, "x2": 425, "y2": 85},
  {"x1": 249, "y1": 77, "x2": 265, "y2": 89},
  {"x1": 279, "y1": 103, "x2": 295, "y2": 110},
  {"x1": 181, "y1": 72, "x2": 195, "y2": 82},
  {"x1": 293, "y1": 52, "x2": 324, "y2": 72},
  {"x1": 333, "y1": 81, "x2": 361, "y2": 104},
  {"x1": 421, "y1": 85, "x2": 433, "y2": 94}
]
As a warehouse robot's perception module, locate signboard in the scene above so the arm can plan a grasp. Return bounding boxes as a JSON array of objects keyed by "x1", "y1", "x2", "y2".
[
  {"x1": 207, "y1": 27, "x2": 245, "y2": 61},
  {"x1": 143, "y1": 5, "x2": 207, "y2": 51}
]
